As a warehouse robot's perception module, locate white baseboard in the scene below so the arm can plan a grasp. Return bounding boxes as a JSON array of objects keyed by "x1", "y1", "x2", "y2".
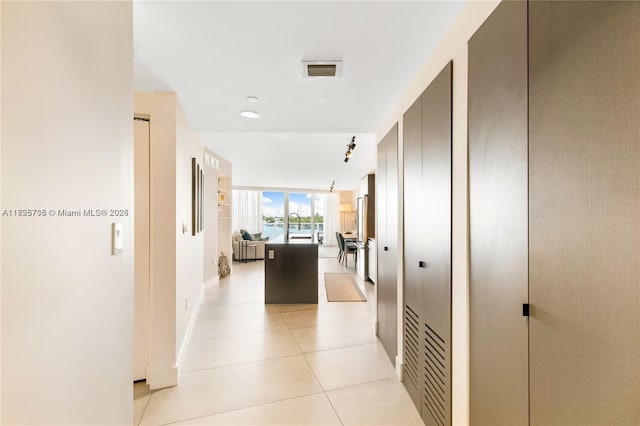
[
  {"x1": 176, "y1": 285, "x2": 205, "y2": 373},
  {"x1": 204, "y1": 275, "x2": 219, "y2": 290},
  {"x1": 395, "y1": 356, "x2": 403, "y2": 380},
  {"x1": 146, "y1": 365, "x2": 178, "y2": 390}
]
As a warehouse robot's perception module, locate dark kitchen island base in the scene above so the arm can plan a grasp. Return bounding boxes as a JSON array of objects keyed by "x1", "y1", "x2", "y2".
[{"x1": 264, "y1": 241, "x2": 318, "y2": 304}]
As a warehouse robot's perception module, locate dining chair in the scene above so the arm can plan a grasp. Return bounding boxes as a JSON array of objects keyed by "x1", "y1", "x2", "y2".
[
  {"x1": 337, "y1": 233, "x2": 357, "y2": 267},
  {"x1": 335, "y1": 232, "x2": 344, "y2": 263}
]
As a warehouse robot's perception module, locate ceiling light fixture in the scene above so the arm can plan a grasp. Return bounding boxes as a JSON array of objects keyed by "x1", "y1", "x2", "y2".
[
  {"x1": 240, "y1": 111, "x2": 260, "y2": 119},
  {"x1": 343, "y1": 136, "x2": 356, "y2": 163},
  {"x1": 246, "y1": 96, "x2": 259, "y2": 102},
  {"x1": 330, "y1": 180, "x2": 335, "y2": 192}
]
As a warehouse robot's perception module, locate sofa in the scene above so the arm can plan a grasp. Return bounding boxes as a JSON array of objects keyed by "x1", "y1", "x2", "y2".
[{"x1": 232, "y1": 232, "x2": 267, "y2": 261}]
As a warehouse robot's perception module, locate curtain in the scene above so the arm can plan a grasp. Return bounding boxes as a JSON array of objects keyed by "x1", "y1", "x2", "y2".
[
  {"x1": 323, "y1": 193, "x2": 340, "y2": 246},
  {"x1": 232, "y1": 190, "x2": 263, "y2": 233}
]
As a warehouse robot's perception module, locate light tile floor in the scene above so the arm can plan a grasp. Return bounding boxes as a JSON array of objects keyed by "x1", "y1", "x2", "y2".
[{"x1": 134, "y1": 257, "x2": 422, "y2": 426}]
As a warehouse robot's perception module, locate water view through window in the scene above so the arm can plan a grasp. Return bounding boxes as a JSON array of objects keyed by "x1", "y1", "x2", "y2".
[
  {"x1": 262, "y1": 191, "x2": 325, "y2": 241},
  {"x1": 262, "y1": 191, "x2": 285, "y2": 240}
]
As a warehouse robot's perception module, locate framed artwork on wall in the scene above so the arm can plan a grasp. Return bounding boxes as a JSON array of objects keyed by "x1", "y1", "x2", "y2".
[{"x1": 192, "y1": 157, "x2": 205, "y2": 235}]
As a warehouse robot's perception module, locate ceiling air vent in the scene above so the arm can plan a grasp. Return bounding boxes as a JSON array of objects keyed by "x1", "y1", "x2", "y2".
[{"x1": 302, "y1": 60, "x2": 342, "y2": 78}]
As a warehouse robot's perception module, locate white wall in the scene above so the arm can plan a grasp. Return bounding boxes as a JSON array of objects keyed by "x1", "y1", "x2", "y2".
[
  {"x1": 174, "y1": 98, "x2": 204, "y2": 369},
  {"x1": 217, "y1": 161, "x2": 232, "y2": 269},
  {"x1": 135, "y1": 92, "x2": 178, "y2": 389},
  {"x1": 134, "y1": 92, "x2": 205, "y2": 389},
  {"x1": 203, "y1": 150, "x2": 220, "y2": 286},
  {"x1": 202, "y1": 151, "x2": 232, "y2": 286},
  {"x1": 374, "y1": 1, "x2": 500, "y2": 424},
  {"x1": 1, "y1": 2, "x2": 134, "y2": 424},
  {"x1": 0, "y1": 2, "x2": 4, "y2": 420},
  {"x1": 1, "y1": 2, "x2": 3, "y2": 421}
]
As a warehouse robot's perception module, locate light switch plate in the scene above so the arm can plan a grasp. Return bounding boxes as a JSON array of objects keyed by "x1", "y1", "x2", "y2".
[
  {"x1": 268, "y1": 250, "x2": 275, "y2": 259},
  {"x1": 112, "y1": 222, "x2": 123, "y2": 255}
]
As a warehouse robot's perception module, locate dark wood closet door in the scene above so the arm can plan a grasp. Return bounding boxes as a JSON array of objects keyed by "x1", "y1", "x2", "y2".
[
  {"x1": 384, "y1": 124, "x2": 398, "y2": 365},
  {"x1": 376, "y1": 134, "x2": 389, "y2": 366},
  {"x1": 402, "y1": 98, "x2": 424, "y2": 410},
  {"x1": 529, "y1": 2, "x2": 640, "y2": 423},
  {"x1": 468, "y1": 1, "x2": 529, "y2": 424},
  {"x1": 403, "y1": 98, "x2": 423, "y2": 410},
  {"x1": 377, "y1": 124, "x2": 398, "y2": 366},
  {"x1": 419, "y1": 62, "x2": 452, "y2": 426}
]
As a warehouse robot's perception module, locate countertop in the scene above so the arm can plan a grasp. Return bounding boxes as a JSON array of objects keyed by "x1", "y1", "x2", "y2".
[{"x1": 266, "y1": 235, "x2": 318, "y2": 245}]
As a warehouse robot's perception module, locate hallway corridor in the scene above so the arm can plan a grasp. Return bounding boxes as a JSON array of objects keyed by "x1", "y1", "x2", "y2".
[{"x1": 134, "y1": 257, "x2": 421, "y2": 425}]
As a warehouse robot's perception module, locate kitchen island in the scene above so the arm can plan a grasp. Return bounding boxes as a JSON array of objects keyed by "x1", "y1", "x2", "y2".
[{"x1": 264, "y1": 236, "x2": 318, "y2": 304}]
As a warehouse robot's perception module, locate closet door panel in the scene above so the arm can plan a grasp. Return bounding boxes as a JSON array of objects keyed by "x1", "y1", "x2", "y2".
[
  {"x1": 420, "y1": 62, "x2": 452, "y2": 426},
  {"x1": 420, "y1": 63, "x2": 452, "y2": 339},
  {"x1": 377, "y1": 124, "x2": 398, "y2": 366},
  {"x1": 384, "y1": 124, "x2": 398, "y2": 364},
  {"x1": 468, "y1": 1, "x2": 529, "y2": 424},
  {"x1": 376, "y1": 135, "x2": 388, "y2": 365},
  {"x1": 402, "y1": 97, "x2": 423, "y2": 409},
  {"x1": 403, "y1": 98, "x2": 423, "y2": 312},
  {"x1": 529, "y1": 1, "x2": 640, "y2": 423}
]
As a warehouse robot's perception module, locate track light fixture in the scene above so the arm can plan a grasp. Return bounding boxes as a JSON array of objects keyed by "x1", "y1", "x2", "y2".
[
  {"x1": 343, "y1": 136, "x2": 356, "y2": 163},
  {"x1": 349, "y1": 136, "x2": 356, "y2": 150},
  {"x1": 330, "y1": 180, "x2": 335, "y2": 192}
]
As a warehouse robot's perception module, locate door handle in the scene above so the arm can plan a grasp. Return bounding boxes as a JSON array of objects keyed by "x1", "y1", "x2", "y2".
[
  {"x1": 384, "y1": 246, "x2": 389, "y2": 251},
  {"x1": 418, "y1": 261, "x2": 426, "y2": 268}
]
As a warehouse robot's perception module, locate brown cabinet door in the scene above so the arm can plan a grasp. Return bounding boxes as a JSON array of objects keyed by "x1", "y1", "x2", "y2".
[
  {"x1": 468, "y1": 1, "x2": 529, "y2": 424},
  {"x1": 377, "y1": 124, "x2": 399, "y2": 367},
  {"x1": 376, "y1": 134, "x2": 388, "y2": 360},
  {"x1": 529, "y1": 2, "x2": 640, "y2": 423},
  {"x1": 403, "y1": 97, "x2": 423, "y2": 410},
  {"x1": 419, "y1": 62, "x2": 452, "y2": 426},
  {"x1": 384, "y1": 124, "x2": 399, "y2": 365}
]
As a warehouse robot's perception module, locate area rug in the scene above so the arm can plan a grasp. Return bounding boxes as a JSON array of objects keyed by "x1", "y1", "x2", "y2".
[{"x1": 324, "y1": 273, "x2": 367, "y2": 302}]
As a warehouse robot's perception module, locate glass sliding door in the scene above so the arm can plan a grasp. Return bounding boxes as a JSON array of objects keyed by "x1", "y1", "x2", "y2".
[
  {"x1": 262, "y1": 191, "x2": 285, "y2": 240},
  {"x1": 287, "y1": 192, "x2": 313, "y2": 239},
  {"x1": 260, "y1": 190, "x2": 337, "y2": 243},
  {"x1": 314, "y1": 194, "x2": 325, "y2": 244}
]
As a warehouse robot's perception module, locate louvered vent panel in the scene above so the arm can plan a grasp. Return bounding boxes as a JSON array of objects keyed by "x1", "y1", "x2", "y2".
[
  {"x1": 307, "y1": 64, "x2": 337, "y2": 77},
  {"x1": 403, "y1": 305, "x2": 420, "y2": 390},
  {"x1": 423, "y1": 323, "x2": 446, "y2": 426}
]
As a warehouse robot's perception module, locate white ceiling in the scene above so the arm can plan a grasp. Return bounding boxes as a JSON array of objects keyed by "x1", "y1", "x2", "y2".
[
  {"x1": 200, "y1": 132, "x2": 376, "y2": 190},
  {"x1": 133, "y1": 1, "x2": 467, "y2": 190}
]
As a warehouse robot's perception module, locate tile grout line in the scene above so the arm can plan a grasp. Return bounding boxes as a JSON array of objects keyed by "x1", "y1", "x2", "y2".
[
  {"x1": 284, "y1": 315, "x2": 376, "y2": 331},
  {"x1": 180, "y1": 318, "x2": 306, "y2": 374},
  {"x1": 144, "y1": 262, "x2": 383, "y2": 426},
  {"x1": 299, "y1": 340, "x2": 379, "y2": 356},
  {"x1": 322, "y1": 390, "x2": 345, "y2": 426},
  {"x1": 286, "y1": 313, "x2": 345, "y2": 426},
  {"x1": 158, "y1": 270, "x2": 329, "y2": 425},
  {"x1": 189, "y1": 326, "x2": 292, "y2": 344},
  {"x1": 284, "y1": 263, "x2": 383, "y2": 425},
  {"x1": 138, "y1": 387, "x2": 154, "y2": 426},
  {"x1": 181, "y1": 351, "x2": 306, "y2": 375},
  {"x1": 156, "y1": 391, "x2": 328, "y2": 426},
  {"x1": 286, "y1": 313, "x2": 374, "y2": 329},
  {"x1": 323, "y1": 376, "x2": 397, "y2": 394}
]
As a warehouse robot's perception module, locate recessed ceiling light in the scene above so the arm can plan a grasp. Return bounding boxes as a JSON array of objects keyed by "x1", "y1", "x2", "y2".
[
  {"x1": 240, "y1": 111, "x2": 260, "y2": 119},
  {"x1": 246, "y1": 96, "x2": 259, "y2": 102}
]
